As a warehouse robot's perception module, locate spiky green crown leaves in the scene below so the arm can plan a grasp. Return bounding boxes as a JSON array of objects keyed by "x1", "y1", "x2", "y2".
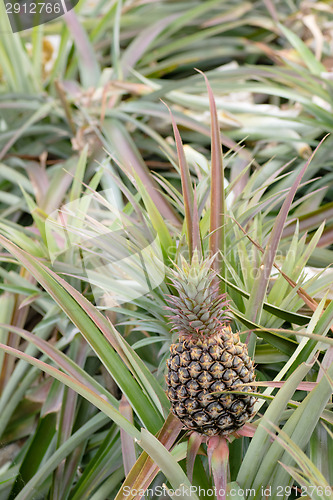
[{"x1": 165, "y1": 251, "x2": 230, "y2": 338}]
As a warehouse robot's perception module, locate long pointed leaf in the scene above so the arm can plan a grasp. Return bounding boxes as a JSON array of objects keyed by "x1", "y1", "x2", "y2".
[
  {"x1": 165, "y1": 101, "x2": 194, "y2": 257},
  {"x1": 198, "y1": 70, "x2": 225, "y2": 280}
]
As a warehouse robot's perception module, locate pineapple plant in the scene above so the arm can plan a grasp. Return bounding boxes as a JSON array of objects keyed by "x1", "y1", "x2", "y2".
[{"x1": 166, "y1": 252, "x2": 256, "y2": 437}]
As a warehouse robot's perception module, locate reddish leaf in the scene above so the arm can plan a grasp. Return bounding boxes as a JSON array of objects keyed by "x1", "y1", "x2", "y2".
[
  {"x1": 120, "y1": 395, "x2": 137, "y2": 476},
  {"x1": 317, "y1": 347, "x2": 333, "y2": 382},
  {"x1": 163, "y1": 100, "x2": 194, "y2": 257},
  {"x1": 192, "y1": 186, "x2": 202, "y2": 257},
  {"x1": 196, "y1": 70, "x2": 225, "y2": 280},
  {"x1": 208, "y1": 436, "x2": 229, "y2": 500},
  {"x1": 186, "y1": 432, "x2": 203, "y2": 482},
  {"x1": 234, "y1": 423, "x2": 257, "y2": 438},
  {"x1": 251, "y1": 380, "x2": 317, "y2": 391}
]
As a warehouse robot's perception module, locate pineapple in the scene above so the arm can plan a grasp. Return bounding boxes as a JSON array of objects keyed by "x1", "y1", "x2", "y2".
[{"x1": 165, "y1": 252, "x2": 256, "y2": 437}]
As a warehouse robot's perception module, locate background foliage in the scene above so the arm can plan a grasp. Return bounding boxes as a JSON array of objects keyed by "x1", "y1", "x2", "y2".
[{"x1": 0, "y1": 1, "x2": 333, "y2": 499}]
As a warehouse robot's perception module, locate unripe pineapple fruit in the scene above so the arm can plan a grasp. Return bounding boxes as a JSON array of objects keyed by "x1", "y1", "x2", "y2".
[{"x1": 165, "y1": 253, "x2": 256, "y2": 437}]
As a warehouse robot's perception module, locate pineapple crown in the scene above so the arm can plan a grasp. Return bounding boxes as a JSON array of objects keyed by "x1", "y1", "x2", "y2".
[{"x1": 165, "y1": 251, "x2": 230, "y2": 338}]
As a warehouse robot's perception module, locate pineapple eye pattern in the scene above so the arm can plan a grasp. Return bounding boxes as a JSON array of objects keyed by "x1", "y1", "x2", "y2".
[
  {"x1": 176, "y1": 385, "x2": 187, "y2": 400},
  {"x1": 197, "y1": 371, "x2": 213, "y2": 389},
  {"x1": 197, "y1": 390, "x2": 214, "y2": 405},
  {"x1": 199, "y1": 352, "x2": 213, "y2": 370},
  {"x1": 210, "y1": 380, "x2": 226, "y2": 393},
  {"x1": 179, "y1": 351, "x2": 191, "y2": 366},
  {"x1": 166, "y1": 331, "x2": 256, "y2": 436},
  {"x1": 184, "y1": 399, "x2": 201, "y2": 414},
  {"x1": 210, "y1": 362, "x2": 224, "y2": 378},
  {"x1": 209, "y1": 344, "x2": 223, "y2": 360},
  {"x1": 178, "y1": 367, "x2": 190, "y2": 383},
  {"x1": 186, "y1": 380, "x2": 201, "y2": 396},
  {"x1": 190, "y1": 346, "x2": 203, "y2": 360},
  {"x1": 188, "y1": 361, "x2": 202, "y2": 378}
]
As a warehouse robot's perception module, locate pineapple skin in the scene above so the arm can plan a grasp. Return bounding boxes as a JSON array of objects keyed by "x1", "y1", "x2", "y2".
[
  {"x1": 165, "y1": 253, "x2": 256, "y2": 436},
  {"x1": 166, "y1": 326, "x2": 256, "y2": 436}
]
